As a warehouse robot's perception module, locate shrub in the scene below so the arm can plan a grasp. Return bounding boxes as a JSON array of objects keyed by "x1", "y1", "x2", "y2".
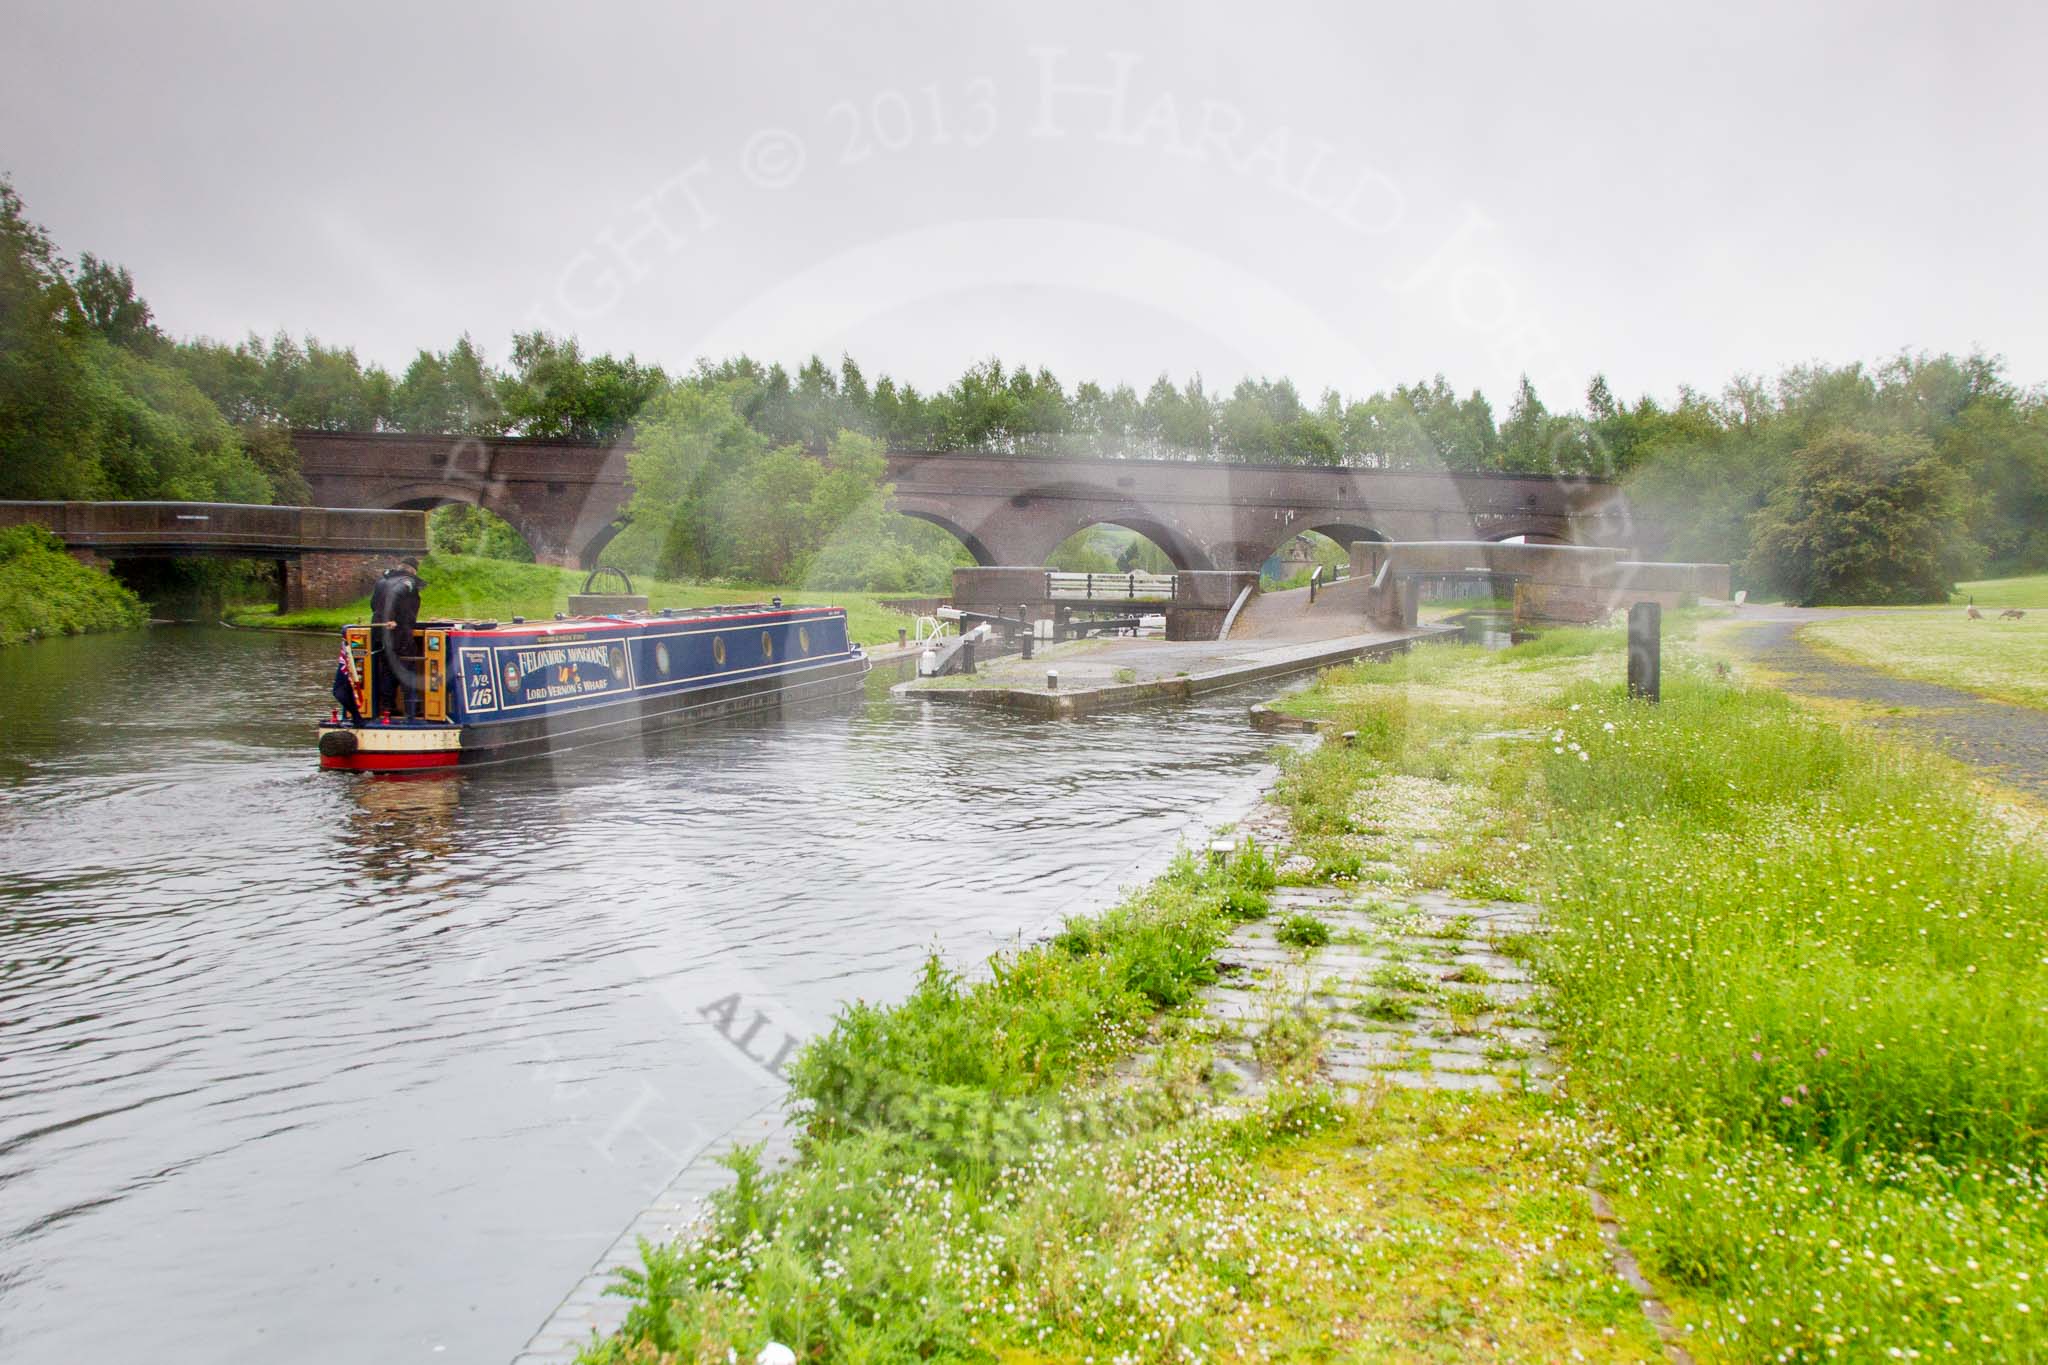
[{"x1": 0, "y1": 525, "x2": 148, "y2": 645}]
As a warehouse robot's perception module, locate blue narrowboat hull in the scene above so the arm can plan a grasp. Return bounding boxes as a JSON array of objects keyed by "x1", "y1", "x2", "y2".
[{"x1": 318, "y1": 604, "x2": 868, "y2": 772}]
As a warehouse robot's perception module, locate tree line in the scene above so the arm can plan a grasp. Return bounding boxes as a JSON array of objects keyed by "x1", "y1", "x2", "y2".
[{"x1": 4, "y1": 177, "x2": 2043, "y2": 602}]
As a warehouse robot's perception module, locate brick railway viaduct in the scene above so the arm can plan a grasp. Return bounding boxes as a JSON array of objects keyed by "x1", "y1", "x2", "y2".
[{"x1": 291, "y1": 431, "x2": 1644, "y2": 574}]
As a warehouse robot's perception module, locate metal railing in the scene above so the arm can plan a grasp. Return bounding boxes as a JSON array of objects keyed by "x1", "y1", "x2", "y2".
[{"x1": 1044, "y1": 570, "x2": 1179, "y2": 602}]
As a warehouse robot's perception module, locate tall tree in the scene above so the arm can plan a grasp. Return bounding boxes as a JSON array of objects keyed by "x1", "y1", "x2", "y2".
[
  {"x1": 0, "y1": 180, "x2": 105, "y2": 498},
  {"x1": 72, "y1": 254, "x2": 160, "y2": 351},
  {"x1": 500, "y1": 331, "x2": 664, "y2": 441},
  {"x1": 616, "y1": 381, "x2": 764, "y2": 577},
  {"x1": 0, "y1": 180, "x2": 277, "y2": 505},
  {"x1": 1744, "y1": 429, "x2": 1975, "y2": 604},
  {"x1": 391, "y1": 335, "x2": 505, "y2": 435}
]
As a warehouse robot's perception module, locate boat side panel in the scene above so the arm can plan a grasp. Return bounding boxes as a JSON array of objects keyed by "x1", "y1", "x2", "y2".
[
  {"x1": 447, "y1": 609, "x2": 854, "y2": 725},
  {"x1": 453, "y1": 655, "x2": 870, "y2": 767}
]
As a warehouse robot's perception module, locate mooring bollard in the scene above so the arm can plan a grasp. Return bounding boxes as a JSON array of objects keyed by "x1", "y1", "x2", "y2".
[
  {"x1": 1627, "y1": 600, "x2": 1661, "y2": 702},
  {"x1": 1046, "y1": 667, "x2": 1058, "y2": 690},
  {"x1": 897, "y1": 626, "x2": 907, "y2": 649},
  {"x1": 960, "y1": 640, "x2": 976, "y2": 675}
]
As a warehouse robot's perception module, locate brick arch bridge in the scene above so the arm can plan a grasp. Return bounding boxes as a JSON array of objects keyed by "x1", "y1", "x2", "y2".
[
  {"x1": 292, "y1": 432, "x2": 1639, "y2": 571},
  {"x1": 882, "y1": 452, "x2": 1635, "y2": 571},
  {"x1": 294, "y1": 430, "x2": 629, "y2": 567}
]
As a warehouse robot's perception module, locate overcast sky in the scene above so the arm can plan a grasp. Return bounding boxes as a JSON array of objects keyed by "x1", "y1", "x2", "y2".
[{"x1": 7, "y1": 0, "x2": 2045, "y2": 410}]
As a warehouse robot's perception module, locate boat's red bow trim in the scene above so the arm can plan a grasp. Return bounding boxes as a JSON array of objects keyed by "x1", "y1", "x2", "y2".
[{"x1": 318, "y1": 749, "x2": 461, "y2": 772}]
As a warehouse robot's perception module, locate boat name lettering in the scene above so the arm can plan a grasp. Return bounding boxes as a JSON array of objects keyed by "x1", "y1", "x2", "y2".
[{"x1": 514, "y1": 644, "x2": 613, "y2": 674}]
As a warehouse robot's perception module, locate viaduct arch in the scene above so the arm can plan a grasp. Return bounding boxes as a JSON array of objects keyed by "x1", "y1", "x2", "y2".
[
  {"x1": 291, "y1": 432, "x2": 1645, "y2": 573},
  {"x1": 881, "y1": 451, "x2": 1641, "y2": 573}
]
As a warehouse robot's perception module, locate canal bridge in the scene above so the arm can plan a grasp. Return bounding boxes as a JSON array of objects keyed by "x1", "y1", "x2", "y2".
[
  {"x1": 0, "y1": 500, "x2": 427, "y2": 612},
  {"x1": 294, "y1": 430, "x2": 627, "y2": 569},
  {"x1": 289, "y1": 430, "x2": 1642, "y2": 572}
]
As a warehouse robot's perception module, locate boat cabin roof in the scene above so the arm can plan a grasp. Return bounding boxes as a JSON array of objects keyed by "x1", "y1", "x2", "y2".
[{"x1": 398, "y1": 602, "x2": 843, "y2": 638}]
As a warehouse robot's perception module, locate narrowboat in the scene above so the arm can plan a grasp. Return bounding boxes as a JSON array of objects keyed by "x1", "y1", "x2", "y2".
[{"x1": 317, "y1": 603, "x2": 869, "y2": 772}]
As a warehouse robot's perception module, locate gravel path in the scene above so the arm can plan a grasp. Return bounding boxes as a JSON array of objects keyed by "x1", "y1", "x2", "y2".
[{"x1": 1722, "y1": 609, "x2": 2048, "y2": 801}]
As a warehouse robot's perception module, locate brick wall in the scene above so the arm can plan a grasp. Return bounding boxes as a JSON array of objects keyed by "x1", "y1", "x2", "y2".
[
  {"x1": 1164, "y1": 606, "x2": 1230, "y2": 640},
  {"x1": 280, "y1": 553, "x2": 390, "y2": 613}
]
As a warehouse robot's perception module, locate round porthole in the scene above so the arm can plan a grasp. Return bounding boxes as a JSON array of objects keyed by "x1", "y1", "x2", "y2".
[
  {"x1": 654, "y1": 641, "x2": 671, "y2": 676},
  {"x1": 711, "y1": 636, "x2": 727, "y2": 667},
  {"x1": 797, "y1": 625, "x2": 811, "y2": 655},
  {"x1": 761, "y1": 631, "x2": 775, "y2": 660}
]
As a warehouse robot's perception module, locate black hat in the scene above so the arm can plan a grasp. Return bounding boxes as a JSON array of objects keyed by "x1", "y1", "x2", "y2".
[{"x1": 400, "y1": 556, "x2": 421, "y2": 570}]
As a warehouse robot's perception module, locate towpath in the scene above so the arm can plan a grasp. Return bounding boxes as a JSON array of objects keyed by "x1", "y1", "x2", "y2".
[{"x1": 1715, "y1": 606, "x2": 2048, "y2": 802}]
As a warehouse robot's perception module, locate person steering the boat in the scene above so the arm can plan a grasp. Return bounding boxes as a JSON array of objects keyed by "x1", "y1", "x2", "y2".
[{"x1": 368, "y1": 557, "x2": 424, "y2": 720}]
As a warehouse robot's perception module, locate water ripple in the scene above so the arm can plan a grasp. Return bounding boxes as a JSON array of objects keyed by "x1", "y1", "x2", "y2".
[{"x1": 0, "y1": 626, "x2": 1287, "y2": 1364}]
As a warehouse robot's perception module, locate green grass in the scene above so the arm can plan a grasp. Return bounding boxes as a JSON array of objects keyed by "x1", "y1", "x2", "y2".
[
  {"x1": 594, "y1": 1086, "x2": 1655, "y2": 1363},
  {"x1": 1952, "y1": 572, "x2": 2048, "y2": 608},
  {"x1": 794, "y1": 855, "x2": 1234, "y2": 1140},
  {"x1": 1802, "y1": 611, "x2": 2048, "y2": 710},
  {"x1": 224, "y1": 552, "x2": 915, "y2": 646},
  {"x1": 1355, "y1": 992, "x2": 1418, "y2": 1022},
  {"x1": 1539, "y1": 680, "x2": 2048, "y2": 1158},
  {"x1": 0, "y1": 525, "x2": 149, "y2": 647},
  {"x1": 1273, "y1": 626, "x2": 2048, "y2": 1360},
  {"x1": 1537, "y1": 677, "x2": 2048, "y2": 1358}
]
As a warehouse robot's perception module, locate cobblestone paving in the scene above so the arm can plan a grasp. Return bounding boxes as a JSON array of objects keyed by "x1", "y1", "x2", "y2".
[
  {"x1": 1187, "y1": 884, "x2": 1555, "y2": 1099},
  {"x1": 1157, "y1": 794, "x2": 1558, "y2": 1099}
]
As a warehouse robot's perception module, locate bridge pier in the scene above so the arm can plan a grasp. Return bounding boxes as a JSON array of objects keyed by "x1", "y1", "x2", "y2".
[{"x1": 278, "y1": 553, "x2": 391, "y2": 614}]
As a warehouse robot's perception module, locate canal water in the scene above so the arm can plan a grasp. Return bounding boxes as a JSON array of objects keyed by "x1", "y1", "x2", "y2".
[
  {"x1": 1452, "y1": 609, "x2": 1523, "y2": 648},
  {"x1": 0, "y1": 627, "x2": 1293, "y2": 1365}
]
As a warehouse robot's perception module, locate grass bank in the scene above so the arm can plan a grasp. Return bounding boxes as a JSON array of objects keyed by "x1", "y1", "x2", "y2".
[
  {"x1": 223, "y1": 553, "x2": 913, "y2": 647},
  {"x1": 1801, "y1": 610, "x2": 2048, "y2": 710},
  {"x1": 583, "y1": 839, "x2": 1654, "y2": 1361},
  {"x1": 0, "y1": 525, "x2": 149, "y2": 647},
  {"x1": 1281, "y1": 624, "x2": 2048, "y2": 1359}
]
